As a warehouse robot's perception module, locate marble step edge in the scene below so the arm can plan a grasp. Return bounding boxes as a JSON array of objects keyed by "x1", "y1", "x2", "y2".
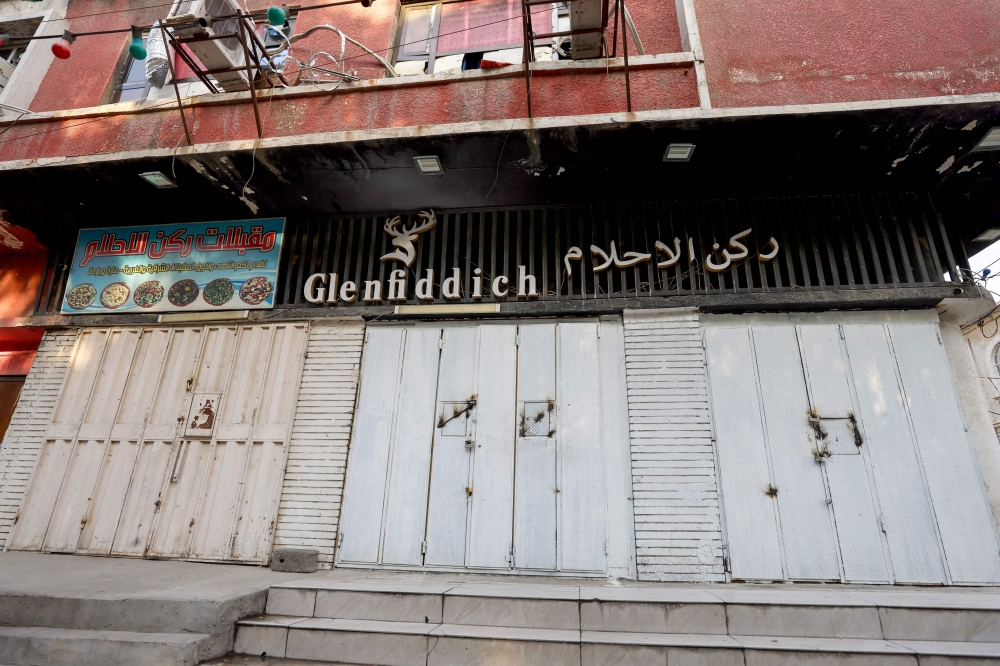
[
  {"x1": 235, "y1": 616, "x2": 1000, "y2": 657},
  {"x1": 266, "y1": 580, "x2": 1000, "y2": 609},
  {"x1": 0, "y1": 625, "x2": 213, "y2": 645}
]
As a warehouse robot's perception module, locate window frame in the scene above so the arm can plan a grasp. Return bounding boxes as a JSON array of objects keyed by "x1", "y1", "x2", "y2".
[{"x1": 393, "y1": 0, "x2": 556, "y2": 74}]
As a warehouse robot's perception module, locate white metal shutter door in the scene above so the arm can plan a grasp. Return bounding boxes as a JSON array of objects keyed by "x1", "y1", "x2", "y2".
[
  {"x1": 466, "y1": 324, "x2": 518, "y2": 569},
  {"x1": 112, "y1": 327, "x2": 204, "y2": 556},
  {"x1": 889, "y1": 323, "x2": 1000, "y2": 584},
  {"x1": 425, "y1": 326, "x2": 480, "y2": 567},
  {"x1": 597, "y1": 318, "x2": 635, "y2": 579},
  {"x1": 380, "y1": 327, "x2": 441, "y2": 566},
  {"x1": 513, "y1": 323, "x2": 557, "y2": 570},
  {"x1": 558, "y1": 322, "x2": 605, "y2": 572},
  {"x1": 230, "y1": 323, "x2": 308, "y2": 562},
  {"x1": 41, "y1": 329, "x2": 142, "y2": 552},
  {"x1": 147, "y1": 326, "x2": 241, "y2": 558},
  {"x1": 798, "y1": 325, "x2": 888, "y2": 584},
  {"x1": 843, "y1": 324, "x2": 946, "y2": 584},
  {"x1": 337, "y1": 327, "x2": 404, "y2": 564},
  {"x1": 7, "y1": 330, "x2": 110, "y2": 551},
  {"x1": 79, "y1": 328, "x2": 172, "y2": 554},
  {"x1": 751, "y1": 326, "x2": 840, "y2": 581},
  {"x1": 705, "y1": 326, "x2": 783, "y2": 581}
]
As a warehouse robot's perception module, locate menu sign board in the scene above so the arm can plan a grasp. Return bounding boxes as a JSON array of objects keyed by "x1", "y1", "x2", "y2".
[{"x1": 62, "y1": 218, "x2": 285, "y2": 315}]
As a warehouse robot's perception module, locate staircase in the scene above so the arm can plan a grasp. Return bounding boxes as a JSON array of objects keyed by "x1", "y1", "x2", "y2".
[
  {"x1": 230, "y1": 578, "x2": 1000, "y2": 665},
  {"x1": 0, "y1": 552, "x2": 296, "y2": 666}
]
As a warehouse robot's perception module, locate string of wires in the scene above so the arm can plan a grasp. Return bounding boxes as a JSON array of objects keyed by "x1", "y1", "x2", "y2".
[{"x1": 0, "y1": 0, "x2": 599, "y2": 149}]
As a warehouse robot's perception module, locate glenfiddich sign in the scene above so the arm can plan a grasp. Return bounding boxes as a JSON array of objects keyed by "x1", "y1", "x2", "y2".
[{"x1": 302, "y1": 209, "x2": 781, "y2": 305}]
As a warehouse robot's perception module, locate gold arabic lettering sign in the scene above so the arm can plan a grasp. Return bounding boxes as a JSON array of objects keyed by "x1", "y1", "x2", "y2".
[{"x1": 302, "y1": 210, "x2": 780, "y2": 305}]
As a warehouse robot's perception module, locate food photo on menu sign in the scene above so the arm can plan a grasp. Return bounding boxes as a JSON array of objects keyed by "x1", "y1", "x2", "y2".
[{"x1": 61, "y1": 219, "x2": 286, "y2": 314}]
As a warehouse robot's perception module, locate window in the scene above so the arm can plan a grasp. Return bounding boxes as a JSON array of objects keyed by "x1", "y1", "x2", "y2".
[
  {"x1": 0, "y1": 16, "x2": 43, "y2": 97},
  {"x1": 394, "y1": 0, "x2": 565, "y2": 75},
  {"x1": 993, "y1": 343, "x2": 1000, "y2": 378},
  {"x1": 115, "y1": 38, "x2": 152, "y2": 103}
]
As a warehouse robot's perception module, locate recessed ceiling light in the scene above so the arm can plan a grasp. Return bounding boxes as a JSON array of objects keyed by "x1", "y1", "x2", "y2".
[
  {"x1": 973, "y1": 128, "x2": 1000, "y2": 151},
  {"x1": 973, "y1": 228, "x2": 1000, "y2": 242},
  {"x1": 663, "y1": 143, "x2": 696, "y2": 162},
  {"x1": 139, "y1": 171, "x2": 177, "y2": 188},
  {"x1": 413, "y1": 155, "x2": 444, "y2": 176}
]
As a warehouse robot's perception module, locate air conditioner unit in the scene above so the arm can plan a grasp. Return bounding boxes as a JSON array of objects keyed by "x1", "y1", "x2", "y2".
[{"x1": 167, "y1": 0, "x2": 251, "y2": 91}]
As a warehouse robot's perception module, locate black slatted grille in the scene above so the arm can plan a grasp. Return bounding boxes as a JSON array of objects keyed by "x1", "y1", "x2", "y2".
[{"x1": 274, "y1": 192, "x2": 963, "y2": 308}]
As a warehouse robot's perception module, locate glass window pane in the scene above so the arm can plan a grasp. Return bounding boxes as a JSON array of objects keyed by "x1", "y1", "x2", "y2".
[
  {"x1": 399, "y1": 5, "x2": 435, "y2": 58},
  {"x1": 123, "y1": 50, "x2": 147, "y2": 84},
  {"x1": 118, "y1": 85, "x2": 147, "y2": 102}
]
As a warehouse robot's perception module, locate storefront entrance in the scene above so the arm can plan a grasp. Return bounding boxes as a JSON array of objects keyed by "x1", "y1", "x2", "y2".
[
  {"x1": 704, "y1": 311, "x2": 1000, "y2": 584},
  {"x1": 337, "y1": 319, "x2": 634, "y2": 576},
  {"x1": 6, "y1": 323, "x2": 307, "y2": 564}
]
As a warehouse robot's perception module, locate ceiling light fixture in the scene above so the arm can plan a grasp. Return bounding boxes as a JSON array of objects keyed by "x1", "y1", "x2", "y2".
[
  {"x1": 139, "y1": 171, "x2": 178, "y2": 188},
  {"x1": 973, "y1": 128, "x2": 1000, "y2": 151},
  {"x1": 413, "y1": 155, "x2": 444, "y2": 176},
  {"x1": 973, "y1": 228, "x2": 1000, "y2": 242},
  {"x1": 663, "y1": 143, "x2": 696, "y2": 162}
]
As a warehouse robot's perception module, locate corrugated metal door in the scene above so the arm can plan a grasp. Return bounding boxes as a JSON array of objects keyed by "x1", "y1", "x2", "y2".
[
  {"x1": 338, "y1": 320, "x2": 619, "y2": 575},
  {"x1": 7, "y1": 324, "x2": 306, "y2": 564}
]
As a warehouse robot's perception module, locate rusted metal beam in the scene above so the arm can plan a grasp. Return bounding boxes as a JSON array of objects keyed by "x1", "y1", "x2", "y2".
[
  {"x1": 620, "y1": 0, "x2": 631, "y2": 112},
  {"x1": 237, "y1": 14, "x2": 264, "y2": 138},
  {"x1": 160, "y1": 24, "x2": 192, "y2": 146}
]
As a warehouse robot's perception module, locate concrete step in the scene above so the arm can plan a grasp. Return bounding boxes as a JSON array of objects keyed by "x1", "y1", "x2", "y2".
[
  {"x1": 232, "y1": 614, "x2": 1000, "y2": 665},
  {"x1": 0, "y1": 625, "x2": 214, "y2": 666},
  {"x1": 263, "y1": 579, "x2": 1000, "y2": 641}
]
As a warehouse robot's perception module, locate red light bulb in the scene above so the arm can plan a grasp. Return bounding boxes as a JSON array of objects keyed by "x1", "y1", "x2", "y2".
[{"x1": 51, "y1": 31, "x2": 75, "y2": 59}]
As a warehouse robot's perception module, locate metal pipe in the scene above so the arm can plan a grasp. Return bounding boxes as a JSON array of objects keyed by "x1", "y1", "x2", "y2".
[{"x1": 160, "y1": 23, "x2": 192, "y2": 145}]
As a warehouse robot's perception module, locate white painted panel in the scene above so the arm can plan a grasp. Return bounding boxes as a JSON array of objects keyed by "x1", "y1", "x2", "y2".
[
  {"x1": 143, "y1": 439, "x2": 213, "y2": 557},
  {"x1": 799, "y1": 325, "x2": 856, "y2": 419},
  {"x1": 114, "y1": 328, "x2": 204, "y2": 556},
  {"x1": 752, "y1": 327, "x2": 840, "y2": 581},
  {"x1": 7, "y1": 330, "x2": 110, "y2": 551},
  {"x1": 230, "y1": 440, "x2": 285, "y2": 562},
  {"x1": 598, "y1": 318, "x2": 636, "y2": 579},
  {"x1": 467, "y1": 323, "x2": 517, "y2": 569},
  {"x1": 826, "y1": 453, "x2": 889, "y2": 583},
  {"x1": 425, "y1": 326, "x2": 479, "y2": 567},
  {"x1": 843, "y1": 324, "x2": 946, "y2": 584},
  {"x1": 6, "y1": 439, "x2": 75, "y2": 550},
  {"x1": 513, "y1": 324, "x2": 557, "y2": 570},
  {"x1": 78, "y1": 439, "x2": 141, "y2": 553},
  {"x1": 558, "y1": 322, "x2": 605, "y2": 572},
  {"x1": 43, "y1": 329, "x2": 142, "y2": 552},
  {"x1": 890, "y1": 323, "x2": 1000, "y2": 584},
  {"x1": 231, "y1": 324, "x2": 307, "y2": 562},
  {"x1": 190, "y1": 440, "x2": 252, "y2": 558},
  {"x1": 705, "y1": 326, "x2": 783, "y2": 581},
  {"x1": 338, "y1": 327, "x2": 404, "y2": 564},
  {"x1": 381, "y1": 328, "x2": 441, "y2": 566}
]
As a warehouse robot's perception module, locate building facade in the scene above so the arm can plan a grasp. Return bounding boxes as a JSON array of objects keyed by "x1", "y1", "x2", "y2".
[{"x1": 0, "y1": 0, "x2": 1000, "y2": 585}]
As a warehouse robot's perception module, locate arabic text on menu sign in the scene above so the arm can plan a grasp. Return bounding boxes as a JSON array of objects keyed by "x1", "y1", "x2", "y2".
[{"x1": 62, "y1": 219, "x2": 285, "y2": 314}]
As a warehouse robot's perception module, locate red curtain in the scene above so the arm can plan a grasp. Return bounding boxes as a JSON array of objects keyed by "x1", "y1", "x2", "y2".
[{"x1": 436, "y1": 0, "x2": 552, "y2": 55}]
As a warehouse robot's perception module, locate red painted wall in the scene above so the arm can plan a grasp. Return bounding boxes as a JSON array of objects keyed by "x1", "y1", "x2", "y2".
[
  {"x1": 696, "y1": 0, "x2": 1000, "y2": 108},
  {"x1": 1, "y1": 66, "x2": 697, "y2": 161},
  {"x1": 0, "y1": 252, "x2": 47, "y2": 319},
  {"x1": 29, "y1": 0, "x2": 683, "y2": 112}
]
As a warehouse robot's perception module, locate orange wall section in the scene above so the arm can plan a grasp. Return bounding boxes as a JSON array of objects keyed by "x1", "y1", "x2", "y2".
[{"x1": 0, "y1": 252, "x2": 47, "y2": 319}]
